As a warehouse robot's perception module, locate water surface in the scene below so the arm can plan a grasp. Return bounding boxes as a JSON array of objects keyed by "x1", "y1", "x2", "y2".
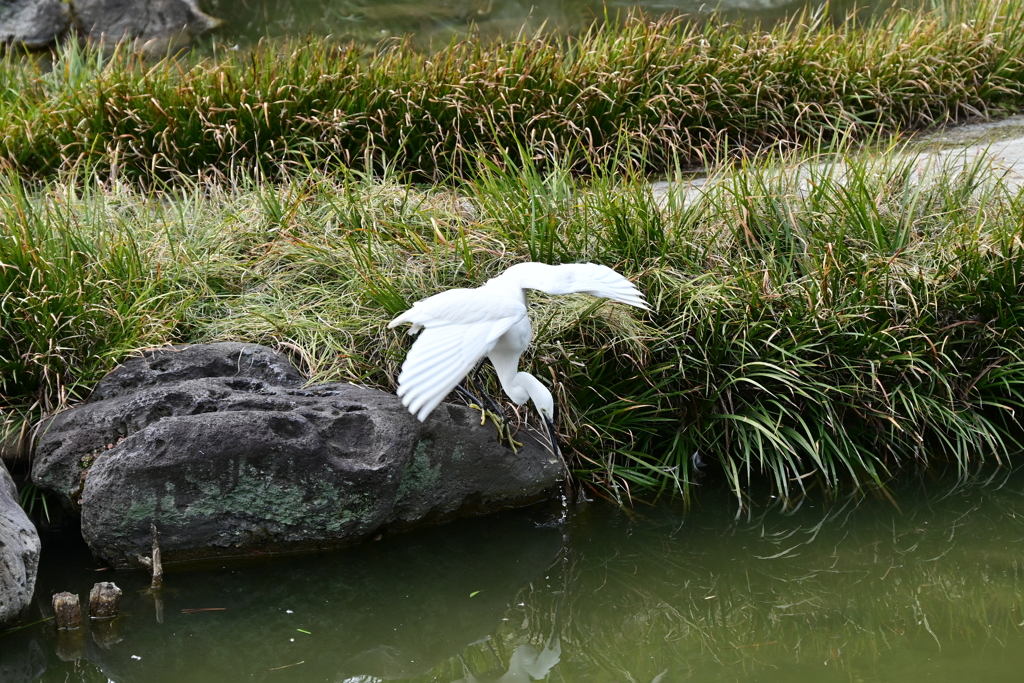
[{"x1": 5, "y1": 473, "x2": 1024, "y2": 682}]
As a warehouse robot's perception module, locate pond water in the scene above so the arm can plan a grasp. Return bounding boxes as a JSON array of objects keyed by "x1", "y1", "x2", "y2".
[
  {"x1": 197, "y1": 0, "x2": 890, "y2": 49},
  {"x1": 5, "y1": 472, "x2": 1024, "y2": 682}
]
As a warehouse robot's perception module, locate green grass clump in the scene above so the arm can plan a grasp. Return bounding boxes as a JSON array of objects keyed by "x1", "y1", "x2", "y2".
[
  {"x1": 0, "y1": 175, "x2": 185, "y2": 435},
  {"x1": 2, "y1": 0, "x2": 1024, "y2": 182},
  {"x1": 3, "y1": 139, "x2": 1022, "y2": 503}
]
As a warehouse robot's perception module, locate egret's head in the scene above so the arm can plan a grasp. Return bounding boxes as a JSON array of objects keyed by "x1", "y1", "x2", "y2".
[
  {"x1": 511, "y1": 371, "x2": 560, "y2": 455},
  {"x1": 532, "y1": 392, "x2": 555, "y2": 423},
  {"x1": 512, "y1": 372, "x2": 555, "y2": 422}
]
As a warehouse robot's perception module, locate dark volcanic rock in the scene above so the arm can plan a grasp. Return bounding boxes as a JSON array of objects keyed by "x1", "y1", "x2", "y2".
[
  {"x1": 73, "y1": 0, "x2": 221, "y2": 49},
  {"x1": 34, "y1": 344, "x2": 561, "y2": 567},
  {"x1": 34, "y1": 342, "x2": 305, "y2": 507},
  {"x1": 0, "y1": 460, "x2": 40, "y2": 627},
  {"x1": 0, "y1": 0, "x2": 70, "y2": 49},
  {"x1": 88, "y1": 342, "x2": 303, "y2": 402}
]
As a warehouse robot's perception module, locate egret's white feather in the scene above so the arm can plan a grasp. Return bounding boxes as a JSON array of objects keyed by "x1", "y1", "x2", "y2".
[
  {"x1": 391, "y1": 288, "x2": 528, "y2": 420},
  {"x1": 491, "y1": 262, "x2": 650, "y2": 309},
  {"x1": 390, "y1": 261, "x2": 649, "y2": 423},
  {"x1": 389, "y1": 288, "x2": 527, "y2": 329}
]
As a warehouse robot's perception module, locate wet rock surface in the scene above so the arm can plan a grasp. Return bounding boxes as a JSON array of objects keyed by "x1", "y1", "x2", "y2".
[
  {"x1": 0, "y1": 0, "x2": 69, "y2": 48},
  {"x1": 0, "y1": 460, "x2": 41, "y2": 627},
  {"x1": 33, "y1": 343, "x2": 561, "y2": 567}
]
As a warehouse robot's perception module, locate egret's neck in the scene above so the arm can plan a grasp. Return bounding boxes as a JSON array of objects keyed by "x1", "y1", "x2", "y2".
[
  {"x1": 482, "y1": 272, "x2": 528, "y2": 305},
  {"x1": 513, "y1": 372, "x2": 554, "y2": 421}
]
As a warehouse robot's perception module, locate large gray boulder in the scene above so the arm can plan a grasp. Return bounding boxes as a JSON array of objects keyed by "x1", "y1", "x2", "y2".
[
  {"x1": 0, "y1": 460, "x2": 40, "y2": 627},
  {"x1": 74, "y1": 0, "x2": 222, "y2": 49},
  {"x1": 0, "y1": 0, "x2": 70, "y2": 48},
  {"x1": 34, "y1": 344, "x2": 562, "y2": 567},
  {"x1": 87, "y1": 341, "x2": 305, "y2": 402},
  {"x1": 0, "y1": 0, "x2": 221, "y2": 51},
  {"x1": 33, "y1": 342, "x2": 306, "y2": 506}
]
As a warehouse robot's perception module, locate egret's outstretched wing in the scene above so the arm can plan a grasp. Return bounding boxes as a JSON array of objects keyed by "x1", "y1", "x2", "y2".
[
  {"x1": 388, "y1": 289, "x2": 527, "y2": 421},
  {"x1": 493, "y1": 262, "x2": 650, "y2": 309}
]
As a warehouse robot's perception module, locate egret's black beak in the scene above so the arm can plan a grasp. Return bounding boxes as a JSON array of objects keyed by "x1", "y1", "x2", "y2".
[{"x1": 543, "y1": 414, "x2": 561, "y2": 458}]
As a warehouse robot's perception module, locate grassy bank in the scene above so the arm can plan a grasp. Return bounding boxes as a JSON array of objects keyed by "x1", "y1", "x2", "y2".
[
  {"x1": 3, "y1": 140, "x2": 1023, "y2": 503},
  {"x1": 1, "y1": 0, "x2": 1024, "y2": 182}
]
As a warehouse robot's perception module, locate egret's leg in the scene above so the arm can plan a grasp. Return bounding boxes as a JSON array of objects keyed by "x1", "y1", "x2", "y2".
[
  {"x1": 454, "y1": 358, "x2": 507, "y2": 425},
  {"x1": 468, "y1": 374, "x2": 524, "y2": 451},
  {"x1": 456, "y1": 378, "x2": 519, "y2": 450},
  {"x1": 466, "y1": 366, "x2": 506, "y2": 421},
  {"x1": 470, "y1": 357, "x2": 490, "y2": 387},
  {"x1": 455, "y1": 384, "x2": 487, "y2": 423},
  {"x1": 456, "y1": 383, "x2": 506, "y2": 434}
]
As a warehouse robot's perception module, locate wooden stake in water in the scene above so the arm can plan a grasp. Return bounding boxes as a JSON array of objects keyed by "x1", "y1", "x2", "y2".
[
  {"x1": 139, "y1": 524, "x2": 164, "y2": 587},
  {"x1": 151, "y1": 524, "x2": 163, "y2": 585},
  {"x1": 89, "y1": 582, "x2": 122, "y2": 619},
  {"x1": 52, "y1": 592, "x2": 82, "y2": 630},
  {"x1": 139, "y1": 524, "x2": 166, "y2": 623}
]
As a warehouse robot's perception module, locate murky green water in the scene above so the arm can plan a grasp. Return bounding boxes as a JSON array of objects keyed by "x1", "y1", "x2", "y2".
[
  {"x1": 198, "y1": 0, "x2": 888, "y2": 49},
  {"x1": 6, "y1": 473, "x2": 1024, "y2": 682}
]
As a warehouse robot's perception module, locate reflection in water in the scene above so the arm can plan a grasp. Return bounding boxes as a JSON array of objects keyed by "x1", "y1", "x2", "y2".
[
  {"x1": 455, "y1": 631, "x2": 560, "y2": 681},
  {"x1": 4, "y1": 509, "x2": 563, "y2": 683},
  {"x1": 0, "y1": 637, "x2": 46, "y2": 681},
  {"x1": 7, "y1": 473, "x2": 1024, "y2": 682}
]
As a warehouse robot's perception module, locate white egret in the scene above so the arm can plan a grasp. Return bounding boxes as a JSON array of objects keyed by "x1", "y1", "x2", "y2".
[{"x1": 388, "y1": 262, "x2": 649, "y2": 451}]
